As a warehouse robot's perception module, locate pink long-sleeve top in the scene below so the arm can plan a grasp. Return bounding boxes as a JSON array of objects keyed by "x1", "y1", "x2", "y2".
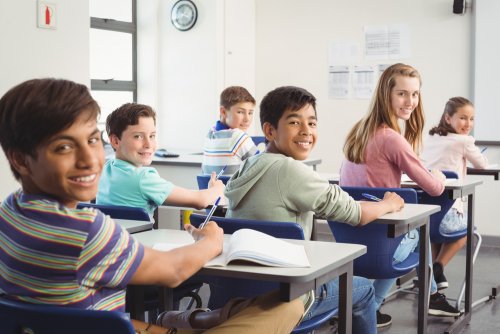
[{"x1": 340, "y1": 125, "x2": 444, "y2": 196}]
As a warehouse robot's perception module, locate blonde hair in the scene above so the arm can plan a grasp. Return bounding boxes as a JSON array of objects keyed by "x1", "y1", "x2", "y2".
[{"x1": 343, "y1": 63, "x2": 425, "y2": 163}]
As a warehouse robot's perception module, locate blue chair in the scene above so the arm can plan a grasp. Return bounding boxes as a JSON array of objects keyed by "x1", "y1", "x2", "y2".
[
  {"x1": 328, "y1": 187, "x2": 421, "y2": 280},
  {"x1": 76, "y1": 202, "x2": 152, "y2": 222},
  {"x1": 189, "y1": 213, "x2": 337, "y2": 334},
  {"x1": 417, "y1": 170, "x2": 482, "y2": 309},
  {"x1": 196, "y1": 174, "x2": 231, "y2": 190},
  {"x1": 0, "y1": 297, "x2": 135, "y2": 334},
  {"x1": 250, "y1": 135, "x2": 266, "y2": 146}
]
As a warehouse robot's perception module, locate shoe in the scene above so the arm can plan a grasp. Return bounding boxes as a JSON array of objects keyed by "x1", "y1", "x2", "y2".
[
  {"x1": 433, "y1": 262, "x2": 449, "y2": 290},
  {"x1": 376, "y1": 310, "x2": 392, "y2": 327},
  {"x1": 428, "y1": 292, "x2": 461, "y2": 317}
]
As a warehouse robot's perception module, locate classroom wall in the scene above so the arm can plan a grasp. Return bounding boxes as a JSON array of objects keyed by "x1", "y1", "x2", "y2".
[
  {"x1": 0, "y1": 0, "x2": 90, "y2": 200},
  {"x1": 2, "y1": 0, "x2": 499, "y2": 238}
]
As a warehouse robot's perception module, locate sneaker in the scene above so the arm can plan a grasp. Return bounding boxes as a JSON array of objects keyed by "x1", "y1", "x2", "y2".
[
  {"x1": 433, "y1": 262, "x2": 449, "y2": 290},
  {"x1": 428, "y1": 292, "x2": 461, "y2": 317},
  {"x1": 376, "y1": 310, "x2": 392, "y2": 327}
]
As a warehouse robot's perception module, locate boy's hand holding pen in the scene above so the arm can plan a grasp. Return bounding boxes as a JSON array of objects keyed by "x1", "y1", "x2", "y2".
[
  {"x1": 208, "y1": 165, "x2": 227, "y2": 190},
  {"x1": 186, "y1": 196, "x2": 222, "y2": 243}
]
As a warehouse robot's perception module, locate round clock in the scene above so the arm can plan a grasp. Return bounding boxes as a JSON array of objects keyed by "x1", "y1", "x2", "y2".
[{"x1": 171, "y1": 0, "x2": 198, "y2": 31}]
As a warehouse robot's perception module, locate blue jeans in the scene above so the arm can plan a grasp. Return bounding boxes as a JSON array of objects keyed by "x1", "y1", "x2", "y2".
[
  {"x1": 373, "y1": 229, "x2": 438, "y2": 309},
  {"x1": 304, "y1": 276, "x2": 376, "y2": 334}
]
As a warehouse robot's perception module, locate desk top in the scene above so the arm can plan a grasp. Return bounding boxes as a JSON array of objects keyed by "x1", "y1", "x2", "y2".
[
  {"x1": 402, "y1": 178, "x2": 483, "y2": 199},
  {"x1": 151, "y1": 154, "x2": 322, "y2": 169},
  {"x1": 132, "y1": 229, "x2": 365, "y2": 284},
  {"x1": 467, "y1": 167, "x2": 500, "y2": 180},
  {"x1": 115, "y1": 218, "x2": 153, "y2": 234},
  {"x1": 373, "y1": 203, "x2": 440, "y2": 225}
]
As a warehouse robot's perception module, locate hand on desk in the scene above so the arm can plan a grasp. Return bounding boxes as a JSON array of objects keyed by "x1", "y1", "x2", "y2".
[{"x1": 185, "y1": 221, "x2": 224, "y2": 253}]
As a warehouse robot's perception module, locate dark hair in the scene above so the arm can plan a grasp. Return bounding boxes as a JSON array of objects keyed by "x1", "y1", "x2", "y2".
[
  {"x1": 106, "y1": 103, "x2": 156, "y2": 139},
  {"x1": 220, "y1": 86, "x2": 256, "y2": 110},
  {"x1": 0, "y1": 78, "x2": 100, "y2": 179},
  {"x1": 259, "y1": 86, "x2": 317, "y2": 129},
  {"x1": 429, "y1": 97, "x2": 473, "y2": 136}
]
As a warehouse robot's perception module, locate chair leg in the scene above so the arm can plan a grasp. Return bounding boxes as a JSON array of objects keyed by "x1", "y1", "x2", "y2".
[{"x1": 455, "y1": 231, "x2": 482, "y2": 310}]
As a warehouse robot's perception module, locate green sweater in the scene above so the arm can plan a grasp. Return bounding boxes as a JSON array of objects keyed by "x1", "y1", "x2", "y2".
[{"x1": 225, "y1": 153, "x2": 361, "y2": 240}]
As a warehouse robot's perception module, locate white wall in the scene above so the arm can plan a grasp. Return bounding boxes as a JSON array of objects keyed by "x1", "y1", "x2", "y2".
[
  {"x1": 0, "y1": 0, "x2": 90, "y2": 199},
  {"x1": 2, "y1": 0, "x2": 498, "y2": 237}
]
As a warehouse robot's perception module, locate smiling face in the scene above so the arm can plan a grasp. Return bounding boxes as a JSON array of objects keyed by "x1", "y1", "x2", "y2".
[
  {"x1": 15, "y1": 112, "x2": 104, "y2": 208},
  {"x1": 264, "y1": 103, "x2": 317, "y2": 160},
  {"x1": 221, "y1": 102, "x2": 255, "y2": 131},
  {"x1": 390, "y1": 75, "x2": 421, "y2": 121},
  {"x1": 111, "y1": 116, "x2": 157, "y2": 167},
  {"x1": 446, "y1": 104, "x2": 475, "y2": 135}
]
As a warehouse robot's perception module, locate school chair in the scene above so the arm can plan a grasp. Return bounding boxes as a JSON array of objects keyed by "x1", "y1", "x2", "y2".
[
  {"x1": 418, "y1": 170, "x2": 483, "y2": 310},
  {"x1": 76, "y1": 203, "x2": 203, "y2": 318},
  {"x1": 189, "y1": 213, "x2": 338, "y2": 334},
  {"x1": 76, "y1": 202, "x2": 152, "y2": 222},
  {"x1": 0, "y1": 296, "x2": 135, "y2": 334},
  {"x1": 327, "y1": 187, "x2": 422, "y2": 300}
]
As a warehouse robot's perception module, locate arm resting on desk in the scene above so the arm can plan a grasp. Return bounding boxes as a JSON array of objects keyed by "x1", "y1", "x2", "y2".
[
  {"x1": 130, "y1": 223, "x2": 223, "y2": 287},
  {"x1": 358, "y1": 192, "x2": 405, "y2": 226}
]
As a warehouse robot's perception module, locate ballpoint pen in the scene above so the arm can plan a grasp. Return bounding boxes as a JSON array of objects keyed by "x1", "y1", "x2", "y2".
[
  {"x1": 481, "y1": 147, "x2": 488, "y2": 153},
  {"x1": 199, "y1": 197, "x2": 221, "y2": 229},
  {"x1": 361, "y1": 193, "x2": 382, "y2": 202},
  {"x1": 216, "y1": 165, "x2": 227, "y2": 179}
]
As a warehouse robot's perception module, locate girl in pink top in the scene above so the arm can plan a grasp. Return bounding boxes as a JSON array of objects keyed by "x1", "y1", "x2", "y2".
[
  {"x1": 340, "y1": 63, "x2": 460, "y2": 325},
  {"x1": 421, "y1": 97, "x2": 488, "y2": 290}
]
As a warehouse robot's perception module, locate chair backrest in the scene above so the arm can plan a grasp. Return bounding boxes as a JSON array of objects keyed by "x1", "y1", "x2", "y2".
[
  {"x1": 0, "y1": 297, "x2": 135, "y2": 334},
  {"x1": 76, "y1": 203, "x2": 151, "y2": 222},
  {"x1": 189, "y1": 213, "x2": 305, "y2": 239},
  {"x1": 417, "y1": 170, "x2": 465, "y2": 243},
  {"x1": 196, "y1": 174, "x2": 232, "y2": 190},
  {"x1": 328, "y1": 186, "x2": 420, "y2": 279},
  {"x1": 189, "y1": 213, "x2": 304, "y2": 309},
  {"x1": 250, "y1": 136, "x2": 266, "y2": 146}
]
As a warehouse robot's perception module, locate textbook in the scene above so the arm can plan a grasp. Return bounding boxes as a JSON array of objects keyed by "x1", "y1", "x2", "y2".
[
  {"x1": 153, "y1": 229, "x2": 310, "y2": 268},
  {"x1": 206, "y1": 228, "x2": 310, "y2": 267}
]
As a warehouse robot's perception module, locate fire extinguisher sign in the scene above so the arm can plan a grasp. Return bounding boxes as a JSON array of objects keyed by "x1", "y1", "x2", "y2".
[{"x1": 37, "y1": 1, "x2": 57, "y2": 29}]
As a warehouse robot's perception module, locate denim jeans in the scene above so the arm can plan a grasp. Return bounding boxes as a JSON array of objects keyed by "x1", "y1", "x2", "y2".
[
  {"x1": 303, "y1": 276, "x2": 376, "y2": 334},
  {"x1": 373, "y1": 229, "x2": 438, "y2": 309}
]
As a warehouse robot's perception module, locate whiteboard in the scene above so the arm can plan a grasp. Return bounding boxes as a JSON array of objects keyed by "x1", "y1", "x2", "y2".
[{"x1": 474, "y1": 0, "x2": 500, "y2": 142}]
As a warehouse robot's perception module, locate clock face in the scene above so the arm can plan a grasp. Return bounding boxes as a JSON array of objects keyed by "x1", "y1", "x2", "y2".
[{"x1": 171, "y1": 0, "x2": 198, "y2": 31}]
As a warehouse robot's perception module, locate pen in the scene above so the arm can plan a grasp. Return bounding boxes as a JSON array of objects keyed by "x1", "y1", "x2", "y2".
[
  {"x1": 362, "y1": 193, "x2": 382, "y2": 202},
  {"x1": 481, "y1": 147, "x2": 488, "y2": 153},
  {"x1": 216, "y1": 165, "x2": 227, "y2": 179},
  {"x1": 198, "y1": 197, "x2": 221, "y2": 229}
]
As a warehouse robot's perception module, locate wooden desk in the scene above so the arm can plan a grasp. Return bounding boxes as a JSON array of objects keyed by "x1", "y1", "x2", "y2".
[
  {"x1": 131, "y1": 229, "x2": 365, "y2": 334},
  {"x1": 151, "y1": 154, "x2": 322, "y2": 189},
  {"x1": 115, "y1": 218, "x2": 153, "y2": 234},
  {"x1": 402, "y1": 179, "x2": 483, "y2": 334}
]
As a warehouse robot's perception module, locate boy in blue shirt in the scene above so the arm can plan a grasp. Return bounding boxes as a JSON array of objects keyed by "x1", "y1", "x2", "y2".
[
  {"x1": 202, "y1": 86, "x2": 259, "y2": 175},
  {"x1": 97, "y1": 103, "x2": 224, "y2": 216},
  {"x1": 0, "y1": 78, "x2": 305, "y2": 334}
]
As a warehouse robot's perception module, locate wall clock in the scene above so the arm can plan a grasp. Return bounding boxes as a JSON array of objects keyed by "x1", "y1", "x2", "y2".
[{"x1": 171, "y1": 0, "x2": 198, "y2": 31}]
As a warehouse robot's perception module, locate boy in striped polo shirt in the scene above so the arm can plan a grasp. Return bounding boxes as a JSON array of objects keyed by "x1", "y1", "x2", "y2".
[
  {"x1": 202, "y1": 86, "x2": 259, "y2": 176},
  {"x1": 0, "y1": 78, "x2": 305, "y2": 334}
]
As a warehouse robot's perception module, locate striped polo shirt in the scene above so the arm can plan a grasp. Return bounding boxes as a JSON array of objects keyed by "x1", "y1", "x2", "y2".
[
  {"x1": 202, "y1": 121, "x2": 258, "y2": 175},
  {"x1": 0, "y1": 190, "x2": 144, "y2": 311}
]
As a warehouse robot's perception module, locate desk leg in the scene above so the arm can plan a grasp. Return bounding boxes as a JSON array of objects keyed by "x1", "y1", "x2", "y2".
[
  {"x1": 444, "y1": 193, "x2": 475, "y2": 334},
  {"x1": 417, "y1": 221, "x2": 429, "y2": 334},
  {"x1": 159, "y1": 287, "x2": 175, "y2": 313},
  {"x1": 127, "y1": 285, "x2": 145, "y2": 322},
  {"x1": 337, "y1": 264, "x2": 353, "y2": 334}
]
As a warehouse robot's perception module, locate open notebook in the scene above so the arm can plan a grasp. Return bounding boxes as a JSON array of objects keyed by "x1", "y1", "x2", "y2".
[{"x1": 154, "y1": 229, "x2": 310, "y2": 268}]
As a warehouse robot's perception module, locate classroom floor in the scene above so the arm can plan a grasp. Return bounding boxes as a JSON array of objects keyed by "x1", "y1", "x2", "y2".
[
  {"x1": 316, "y1": 244, "x2": 500, "y2": 334},
  {"x1": 183, "y1": 244, "x2": 500, "y2": 333}
]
